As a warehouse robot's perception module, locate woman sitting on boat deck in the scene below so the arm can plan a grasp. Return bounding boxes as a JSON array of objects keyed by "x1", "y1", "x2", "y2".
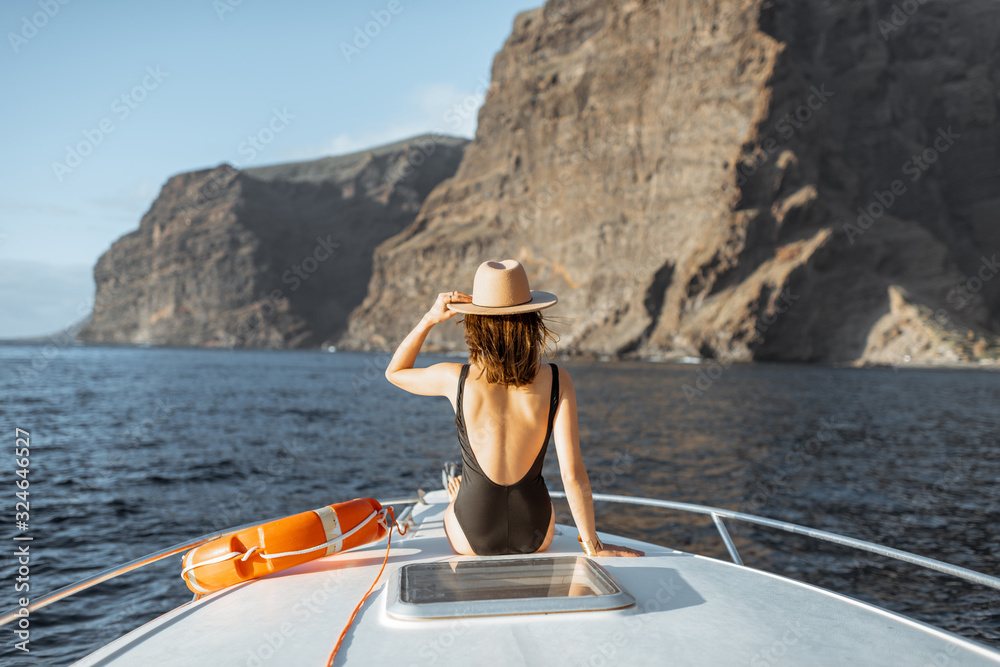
[{"x1": 385, "y1": 259, "x2": 643, "y2": 558}]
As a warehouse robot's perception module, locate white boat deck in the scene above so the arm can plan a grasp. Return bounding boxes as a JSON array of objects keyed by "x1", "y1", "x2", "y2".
[{"x1": 76, "y1": 490, "x2": 1000, "y2": 666}]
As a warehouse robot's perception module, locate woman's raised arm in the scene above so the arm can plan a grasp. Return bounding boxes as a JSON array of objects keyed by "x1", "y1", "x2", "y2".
[
  {"x1": 551, "y1": 367, "x2": 644, "y2": 557},
  {"x1": 384, "y1": 291, "x2": 472, "y2": 397}
]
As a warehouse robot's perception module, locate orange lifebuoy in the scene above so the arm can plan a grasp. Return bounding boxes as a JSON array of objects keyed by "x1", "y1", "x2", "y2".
[{"x1": 181, "y1": 497, "x2": 388, "y2": 594}]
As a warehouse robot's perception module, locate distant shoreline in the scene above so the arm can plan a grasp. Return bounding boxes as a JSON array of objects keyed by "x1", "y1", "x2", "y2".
[{"x1": 1, "y1": 338, "x2": 997, "y2": 370}]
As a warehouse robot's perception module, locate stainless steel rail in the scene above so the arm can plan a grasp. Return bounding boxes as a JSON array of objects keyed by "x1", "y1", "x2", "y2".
[
  {"x1": 550, "y1": 491, "x2": 1000, "y2": 592},
  {"x1": 0, "y1": 496, "x2": 426, "y2": 628}
]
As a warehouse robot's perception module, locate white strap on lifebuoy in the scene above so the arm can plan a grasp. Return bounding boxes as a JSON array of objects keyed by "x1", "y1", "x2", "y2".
[
  {"x1": 314, "y1": 506, "x2": 343, "y2": 556},
  {"x1": 181, "y1": 508, "x2": 389, "y2": 592}
]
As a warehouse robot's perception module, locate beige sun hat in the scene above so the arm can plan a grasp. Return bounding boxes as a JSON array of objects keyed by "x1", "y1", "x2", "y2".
[{"x1": 446, "y1": 259, "x2": 558, "y2": 315}]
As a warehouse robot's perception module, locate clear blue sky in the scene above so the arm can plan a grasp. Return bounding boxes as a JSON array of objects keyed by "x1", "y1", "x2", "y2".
[{"x1": 0, "y1": 0, "x2": 538, "y2": 338}]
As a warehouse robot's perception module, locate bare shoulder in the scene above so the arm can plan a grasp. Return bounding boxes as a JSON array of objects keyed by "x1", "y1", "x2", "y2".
[
  {"x1": 385, "y1": 361, "x2": 465, "y2": 398},
  {"x1": 439, "y1": 361, "x2": 466, "y2": 377},
  {"x1": 427, "y1": 362, "x2": 465, "y2": 385}
]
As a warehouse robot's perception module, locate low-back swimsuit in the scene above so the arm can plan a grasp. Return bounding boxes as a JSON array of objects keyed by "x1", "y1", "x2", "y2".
[{"x1": 451, "y1": 363, "x2": 559, "y2": 555}]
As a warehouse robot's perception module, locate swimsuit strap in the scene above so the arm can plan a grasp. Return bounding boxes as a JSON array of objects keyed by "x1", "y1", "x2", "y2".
[
  {"x1": 547, "y1": 364, "x2": 560, "y2": 436},
  {"x1": 455, "y1": 364, "x2": 487, "y2": 478},
  {"x1": 526, "y1": 363, "x2": 559, "y2": 476},
  {"x1": 457, "y1": 363, "x2": 470, "y2": 419}
]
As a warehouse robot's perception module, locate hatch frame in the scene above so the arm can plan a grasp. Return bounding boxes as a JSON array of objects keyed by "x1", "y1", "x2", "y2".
[{"x1": 385, "y1": 555, "x2": 636, "y2": 620}]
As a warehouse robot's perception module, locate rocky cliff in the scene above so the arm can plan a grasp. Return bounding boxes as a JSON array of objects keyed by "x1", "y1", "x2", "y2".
[
  {"x1": 78, "y1": 135, "x2": 468, "y2": 348},
  {"x1": 339, "y1": 0, "x2": 1000, "y2": 365}
]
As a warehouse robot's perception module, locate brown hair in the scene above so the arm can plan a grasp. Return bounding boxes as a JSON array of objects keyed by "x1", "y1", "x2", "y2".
[{"x1": 458, "y1": 311, "x2": 560, "y2": 387}]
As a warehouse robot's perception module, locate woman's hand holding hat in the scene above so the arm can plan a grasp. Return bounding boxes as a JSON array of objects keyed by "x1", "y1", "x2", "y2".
[{"x1": 425, "y1": 290, "x2": 473, "y2": 326}]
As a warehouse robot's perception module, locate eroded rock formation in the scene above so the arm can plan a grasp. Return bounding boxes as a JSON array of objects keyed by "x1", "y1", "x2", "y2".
[
  {"x1": 78, "y1": 135, "x2": 468, "y2": 348},
  {"x1": 339, "y1": 0, "x2": 1000, "y2": 365},
  {"x1": 83, "y1": 0, "x2": 1000, "y2": 365}
]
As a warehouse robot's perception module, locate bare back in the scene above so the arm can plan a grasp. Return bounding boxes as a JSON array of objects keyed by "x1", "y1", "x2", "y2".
[{"x1": 448, "y1": 362, "x2": 557, "y2": 486}]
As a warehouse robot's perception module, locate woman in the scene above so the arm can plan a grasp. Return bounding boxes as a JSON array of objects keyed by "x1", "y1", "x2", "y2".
[{"x1": 384, "y1": 259, "x2": 643, "y2": 558}]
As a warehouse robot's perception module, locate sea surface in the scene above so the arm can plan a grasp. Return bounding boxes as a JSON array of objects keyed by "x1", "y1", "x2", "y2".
[{"x1": 0, "y1": 344, "x2": 998, "y2": 665}]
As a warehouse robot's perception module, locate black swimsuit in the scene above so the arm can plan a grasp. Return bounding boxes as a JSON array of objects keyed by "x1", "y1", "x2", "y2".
[{"x1": 451, "y1": 363, "x2": 559, "y2": 555}]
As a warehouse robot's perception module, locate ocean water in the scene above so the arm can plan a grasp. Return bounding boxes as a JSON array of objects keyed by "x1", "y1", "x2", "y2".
[{"x1": 0, "y1": 344, "x2": 998, "y2": 665}]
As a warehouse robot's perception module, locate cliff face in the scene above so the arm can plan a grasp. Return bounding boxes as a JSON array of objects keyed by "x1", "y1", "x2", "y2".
[
  {"x1": 78, "y1": 135, "x2": 468, "y2": 348},
  {"x1": 340, "y1": 0, "x2": 1000, "y2": 364}
]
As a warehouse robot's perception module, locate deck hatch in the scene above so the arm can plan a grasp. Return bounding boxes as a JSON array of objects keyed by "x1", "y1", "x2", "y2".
[{"x1": 386, "y1": 556, "x2": 635, "y2": 619}]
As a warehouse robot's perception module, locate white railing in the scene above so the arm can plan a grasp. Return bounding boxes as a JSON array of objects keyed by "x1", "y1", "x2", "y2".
[{"x1": 550, "y1": 491, "x2": 1000, "y2": 591}]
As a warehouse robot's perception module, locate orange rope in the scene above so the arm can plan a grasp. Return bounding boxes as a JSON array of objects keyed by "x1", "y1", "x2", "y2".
[{"x1": 325, "y1": 506, "x2": 407, "y2": 667}]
